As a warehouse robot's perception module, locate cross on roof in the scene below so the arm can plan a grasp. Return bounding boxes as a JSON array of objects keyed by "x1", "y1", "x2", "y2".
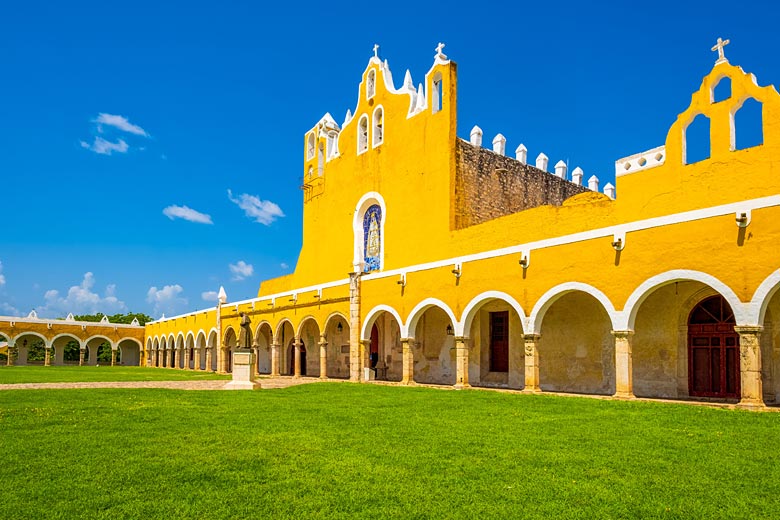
[
  {"x1": 373, "y1": 44, "x2": 379, "y2": 58},
  {"x1": 435, "y1": 42, "x2": 447, "y2": 60},
  {"x1": 711, "y1": 37, "x2": 730, "y2": 64}
]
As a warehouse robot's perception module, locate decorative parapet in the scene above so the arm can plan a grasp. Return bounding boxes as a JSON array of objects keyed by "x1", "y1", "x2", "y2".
[{"x1": 615, "y1": 145, "x2": 666, "y2": 177}]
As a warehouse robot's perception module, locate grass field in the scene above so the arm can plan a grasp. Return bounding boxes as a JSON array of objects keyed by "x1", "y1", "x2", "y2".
[
  {"x1": 1, "y1": 383, "x2": 778, "y2": 519},
  {"x1": 0, "y1": 365, "x2": 229, "y2": 383}
]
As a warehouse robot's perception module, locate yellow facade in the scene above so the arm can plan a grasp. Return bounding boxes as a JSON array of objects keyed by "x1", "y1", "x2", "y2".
[{"x1": 143, "y1": 45, "x2": 780, "y2": 408}]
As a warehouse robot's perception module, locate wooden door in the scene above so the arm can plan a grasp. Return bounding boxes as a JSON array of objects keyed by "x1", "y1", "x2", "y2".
[
  {"x1": 688, "y1": 296, "x2": 739, "y2": 399},
  {"x1": 490, "y1": 311, "x2": 509, "y2": 373}
]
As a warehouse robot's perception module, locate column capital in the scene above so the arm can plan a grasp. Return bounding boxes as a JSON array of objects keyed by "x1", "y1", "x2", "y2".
[
  {"x1": 523, "y1": 333, "x2": 541, "y2": 342},
  {"x1": 318, "y1": 338, "x2": 328, "y2": 347},
  {"x1": 734, "y1": 325, "x2": 764, "y2": 335},
  {"x1": 453, "y1": 336, "x2": 469, "y2": 342},
  {"x1": 610, "y1": 330, "x2": 635, "y2": 338},
  {"x1": 400, "y1": 337, "x2": 415, "y2": 343}
]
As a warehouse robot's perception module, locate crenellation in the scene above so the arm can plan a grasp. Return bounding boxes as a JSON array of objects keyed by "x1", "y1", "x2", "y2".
[
  {"x1": 515, "y1": 144, "x2": 527, "y2": 164},
  {"x1": 571, "y1": 166, "x2": 584, "y2": 186},
  {"x1": 535, "y1": 153, "x2": 549, "y2": 172},
  {"x1": 603, "y1": 182, "x2": 616, "y2": 199},
  {"x1": 470, "y1": 125, "x2": 483, "y2": 147},
  {"x1": 588, "y1": 175, "x2": 600, "y2": 191},
  {"x1": 554, "y1": 160, "x2": 567, "y2": 179},
  {"x1": 492, "y1": 133, "x2": 506, "y2": 155}
]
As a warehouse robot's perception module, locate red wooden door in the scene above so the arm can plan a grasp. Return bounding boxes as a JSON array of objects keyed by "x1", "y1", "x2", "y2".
[
  {"x1": 490, "y1": 311, "x2": 509, "y2": 373},
  {"x1": 688, "y1": 296, "x2": 739, "y2": 399}
]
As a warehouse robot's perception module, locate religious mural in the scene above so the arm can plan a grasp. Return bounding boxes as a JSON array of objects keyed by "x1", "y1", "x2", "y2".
[{"x1": 363, "y1": 204, "x2": 382, "y2": 272}]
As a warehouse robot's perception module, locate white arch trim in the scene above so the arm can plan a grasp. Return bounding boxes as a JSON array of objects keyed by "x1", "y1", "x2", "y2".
[
  {"x1": 117, "y1": 337, "x2": 143, "y2": 348},
  {"x1": 361, "y1": 305, "x2": 404, "y2": 340},
  {"x1": 185, "y1": 331, "x2": 195, "y2": 344},
  {"x1": 353, "y1": 191, "x2": 387, "y2": 273},
  {"x1": 296, "y1": 315, "x2": 320, "y2": 337},
  {"x1": 620, "y1": 269, "x2": 746, "y2": 330},
  {"x1": 323, "y1": 311, "x2": 349, "y2": 334},
  {"x1": 529, "y1": 282, "x2": 619, "y2": 335},
  {"x1": 404, "y1": 298, "x2": 459, "y2": 339},
  {"x1": 253, "y1": 320, "x2": 273, "y2": 338},
  {"x1": 10, "y1": 331, "x2": 51, "y2": 346},
  {"x1": 459, "y1": 291, "x2": 528, "y2": 337},
  {"x1": 274, "y1": 319, "x2": 294, "y2": 341},
  {"x1": 84, "y1": 335, "x2": 115, "y2": 348},
  {"x1": 50, "y1": 332, "x2": 84, "y2": 347},
  {"x1": 748, "y1": 268, "x2": 780, "y2": 325}
]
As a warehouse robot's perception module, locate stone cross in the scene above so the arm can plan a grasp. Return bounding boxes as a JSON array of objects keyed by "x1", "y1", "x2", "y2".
[
  {"x1": 711, "y1": 37, "x2": 730, "y2": 64},
  {"x1": 373, "y1": 44, "x2": 379, "y2": 58},
  {"x1": 436, "y1": 42, "x2": 447, "y2": 60}
]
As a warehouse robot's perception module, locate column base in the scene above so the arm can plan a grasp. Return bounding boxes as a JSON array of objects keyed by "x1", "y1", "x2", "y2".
[
  {"x1": 521, "y1": 386, "x2": 541, "y2": 394},
  {"x1": 612, "y1": 391, "x2": 635, "y2": 400},
  {"x1": 736, "y1": 399, "x2": 765, "y2": 411},
  {"x1": 453, "y1": 383, "x2": 471, "y2": 390}
]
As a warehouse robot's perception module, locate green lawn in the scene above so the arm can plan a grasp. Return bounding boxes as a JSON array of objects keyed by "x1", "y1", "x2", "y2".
[
  {"x1": 0, "y1": 385, "x2": 778, "y2": 519},
  {"x1": 0, "y1": 365, "x2": 229, "y2": 383}
]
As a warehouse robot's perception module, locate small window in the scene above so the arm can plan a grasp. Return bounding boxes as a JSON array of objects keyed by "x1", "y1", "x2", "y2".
[
  {"x1": 358, "y1": 115, "x2": 368, "y2": 154},
  {"x1": 366, "y1": 70, "x2": 376, "y2": 99},
  {"x1": 712, "y1": 77, "x2": 731, "y2": 103},
  {"x1": 306, "y1": 133, "x2": 315, "y2": 160},
  {"x1": 734, "y1": 98, "x2": 763, "y2": 150},
  {"x1": 327, "y1": 131, "x2": 338, "y2": 158},
  {"x1": 317, "y1": 143, "x2": 324, "y2": 175},
  {"x1": 372, "y1": 107, "x2": 383, "y2": 147},
  {"x1": 684, "y1": 114, "x2": 710, "y2": 164}
]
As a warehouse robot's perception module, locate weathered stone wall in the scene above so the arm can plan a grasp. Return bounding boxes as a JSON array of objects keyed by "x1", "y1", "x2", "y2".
[{"x1": 454, "y1": 139, "x2": 590, "y2": 229}]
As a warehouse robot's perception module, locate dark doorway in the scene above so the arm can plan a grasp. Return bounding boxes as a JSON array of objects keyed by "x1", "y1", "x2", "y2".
[
  {"x1": 289, "y1": 341, "x2": 307, "y2": 376},
  {"x1": 688, "y1": 295, "x2": 739, "y2": 398},
  {"x1": 370, "y1": 324, "x2": 379, "y2": 368},
  {"x1": 490, "y1": 311, "x2": 509, "y2": 372}
]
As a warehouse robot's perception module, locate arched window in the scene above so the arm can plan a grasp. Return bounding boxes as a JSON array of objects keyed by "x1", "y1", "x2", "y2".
[
  {"x1": 327, "y1": 131, "x2": 338, "y2": 158},
  {"x1": 358, "y1": 115, "x2": 369, "y2": 154},
  {"x1": 318, "y1": 142, "x2": 324, "y2": 175},
  {"x1": 684, "y1": 114, "x2": 710, "y2": 164},
  {"x1": 372, "y1": 107, "x2": 384, "y2": 147},
  {"x1": 306, "y1": 133, "x2": 315, "y2": 160},
  {"x1": 712, "y1": 77, "x2": 732, "y2": 103},
  {"x1": 363, "y1": 204, "x2": 382, "y2": 272},
  {"x1": 366, "y1": 69, "x2": 376, "y2": 99},
  {"x1": 734, "y1": 97, "x2": 763, "y2": 150},
  {"x1": 431, "y1": 72, "x2": 443, "y2": 114}
]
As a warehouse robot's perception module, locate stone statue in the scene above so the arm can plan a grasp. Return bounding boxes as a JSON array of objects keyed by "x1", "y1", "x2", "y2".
[{"x1": 238, "y1": 312, "x2": 252, "y2": 350}]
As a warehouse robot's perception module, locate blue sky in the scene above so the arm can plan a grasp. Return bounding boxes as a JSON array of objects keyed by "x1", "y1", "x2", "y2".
[{"x1": 1, "y1": 1, "x2": 777, "y2": 319}]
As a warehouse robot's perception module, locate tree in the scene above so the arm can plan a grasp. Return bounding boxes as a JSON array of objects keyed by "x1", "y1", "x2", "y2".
[{"x1": 71, "y1": 312, "x2": 153, "y2": 326}]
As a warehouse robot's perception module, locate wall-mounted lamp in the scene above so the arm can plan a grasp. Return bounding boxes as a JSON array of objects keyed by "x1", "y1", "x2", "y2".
[
  {"x1": 452, "y1": 263, "x2": 462, "y2": 279},
  {"x1": 446, "y1": 324, "x2": 454, "y2": 336},
  {"x1": 611, "y1": 232, "x2": 626, "y2": 251},
  {"x1": 735, "y1": 210, "x2": 751, "y2": 228},
  {"x1": 519, "y1": 250, "x2": 530, "y2": 268},
  {"x1": 337, "y1": 322, "x2": 343, "y2": 333},
  {"x1": 397, "y1": 273, "x2": 406, "y2": 287}
]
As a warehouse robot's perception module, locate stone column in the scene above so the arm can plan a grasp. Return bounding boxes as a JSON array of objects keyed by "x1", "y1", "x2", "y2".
[
  {"x1": 270, "y1": 342, "x2": 281, "y2": 376},
  {"x1": 6, "y1": 342, "x2": 13, "y2": 366},
  {"x1": 735, "y1": 326, "x2": 765, "y2": 409},
  {"x1": 194, "y1": 348, "x2": 201, "y2": 371},
  {"x1": 79, "y1": 348, "x2": 85, "y2": 366},
  {"x1": 319, "y1": 335, "x2": 328, "y2": 379},
  {"x1": 348, "y1": 272, "x2": 362, "y2": 382},
  {"x1": 110, "y1": 349, "x2": 117, "y2": 367},
  {"x1": 612, "y1": 330, "x2": 635, "y2": 399},
  {"x1": 293, "y1": 337, "x2": 302, "y2": 378},
  {"x1": 454, "y1": 337, "x2": 470, "y2": 388},
  {"x1": 205, "y1": 347, "x2": 213, "y2": 372},
  {"x1": 401, "y1": 337, "x2": 415, "y2": 385},
  {"x1": 44, "y1": 346, "x2": 51, "y2": 366},
  {"x1": 217, "y1": 345, "x2": 227, "y2": 374},
  {"x1": 523, "y1": 334, "x2": 541, "y2": 392}
]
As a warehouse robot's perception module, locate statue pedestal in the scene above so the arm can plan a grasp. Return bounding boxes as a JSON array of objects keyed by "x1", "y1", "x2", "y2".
[{"x1": 224, "y1": 350, "x2": 261, "y2": 390}]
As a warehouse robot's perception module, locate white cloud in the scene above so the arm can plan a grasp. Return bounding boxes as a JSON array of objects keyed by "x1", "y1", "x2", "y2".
[
  {"x1": 94, "y1": 113, "x2": 149, "y2": 137},
  {"x1": 227, "y1": 189, "x2": 285, "y2": 225},
  {"x1": 80, "y1": 137, "x2": 129, "y2": 155},
  {"x1": 201, "y1": 290, "x2": 219, "y2": 302},
  {"x1": 146, "y1": 284, "x2": 187, "y2": 317},
  {"x1": 0, "y1": 302, "x2": 19, "y2": 316},
  {"x1": 36, "y1": 272, "x2": 127, "y2": 317},
  {"x1": 229, "y1": 260, "x2": 254, "y2": 281},
  {"x1": 162, "y1": 205, "x2": 213, "y2": 224},
  {"x1": 0, "y1": 261, "x2": 5, "y2": 286},
  {"x1": 280, "y1": 262, "x2": 289, "y2": 270}
]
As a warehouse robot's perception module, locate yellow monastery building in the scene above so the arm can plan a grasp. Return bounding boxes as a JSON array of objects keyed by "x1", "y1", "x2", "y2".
[{"x1": 6, "y1": 41, "x2": 779, "y2": 409}]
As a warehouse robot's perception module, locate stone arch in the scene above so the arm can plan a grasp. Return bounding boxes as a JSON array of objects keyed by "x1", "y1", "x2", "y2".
[
  {"x1": 323, "y1": 311, "x2": 350, "y2": 379},
  {"x1": 276, "y1": 320, "x2": 296, "y2": 375},
  {"x1": 118, "y1": 338, "x2": 142, "y2": 366},
  {"x1": 535, "y1": 288, "x2": 616, "y2": 395},
  {"x1": 353, "y1": 192, "x2": 387, "y2": 273},
  {"x1": 460, "y1": 291, "x2": 528, "y2": 389},
  {"x1": 254, "y1": 321, "x2": 273, "y2": 374},
  {"x1": 405, "y1": 298, "x2": 458, "y2": 385},
  {"x1": 207, "y1": 329, "x2": 218, "y2": 371},
  {"x1": 622, "y1": 270, "x2": 745, "y2": 330},
  {"x1": 749, "y1": 269, "x2": 780, "y2": 325},
  {"x1": 195, "y1": 330, "x2": 207, "y2": 370},
  {"x1": 405, "y1": 298, "x2": 458, "y2": 339},
  {"x1": 529, "y1": 282, "x2": 618, "y2": 335},
  {"x1": 175, "y1": 333, "x2": 185, "y2": 369},
  {"x1": 11, "y1": 331, "x2": 50, "y2": 365},
  {"x1": 185, "y1": 332, "x2": 195, "y2": 369},
  {"x1": 361, "y1": 305, "x2": 403, "y2": 340},
  {"x1": 50, "y1": 333, "x2": 83, "y2": 366},
  {"x1": 297, "y1": 316, "x2": 321, "y2": 376},
  {"x1": 275, "y1": 319, "x2": 294, "y2": 343},
  {"x1": 296, "y1": 315, "x2": 319, "y2": 338},
  {"x1": 85, "y1": 335, "x2": 114, "y2": 366},
  {"x1": 223, "y1": 326, "x2": 237, "y2": 373}
]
